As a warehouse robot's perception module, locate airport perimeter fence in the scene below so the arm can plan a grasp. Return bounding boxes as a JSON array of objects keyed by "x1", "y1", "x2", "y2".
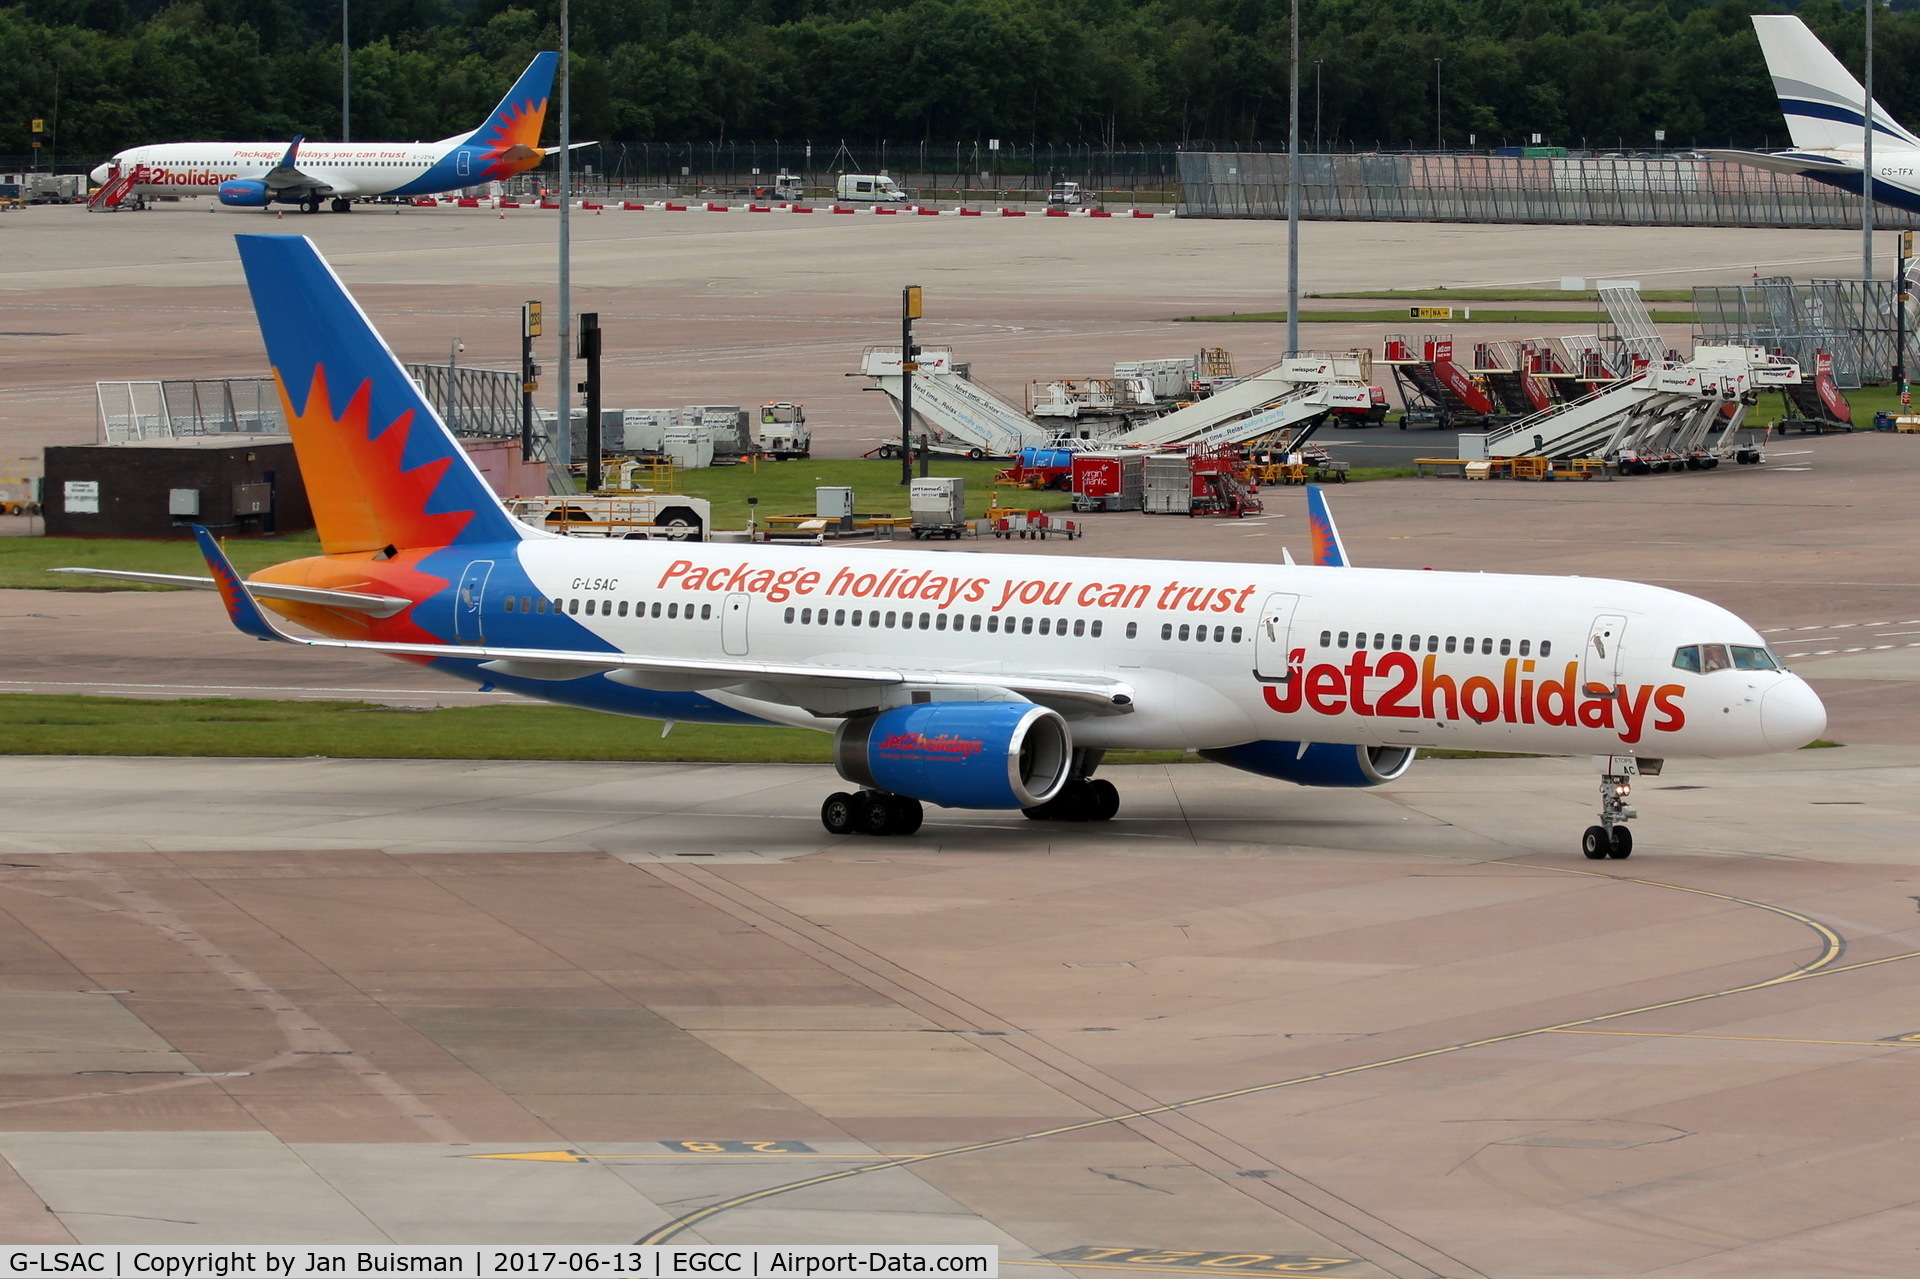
[{"x1": 1179, "y1": 152, "x2": 1920, "y2": 230}]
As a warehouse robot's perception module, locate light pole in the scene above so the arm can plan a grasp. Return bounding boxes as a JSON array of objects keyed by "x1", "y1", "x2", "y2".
[
  {"x1": 556, "y1": 0, "x2": 572, "y2": 476},
  {"x1": 341, "y1": 0, "x2": 350, "y2": 141},
  {"x1": 1314, "y1": 60, "x2": 1323, "y2": 153},
  {"x1": 1434, "y1": 59, "x2": 1443, "y2": 152},
  {"x1": 1864, "y1": 0, "x2": 1877, "y2": 292},
  {"x1": 1286, "y1": 0, "x2": 1300, "y2": 358}
]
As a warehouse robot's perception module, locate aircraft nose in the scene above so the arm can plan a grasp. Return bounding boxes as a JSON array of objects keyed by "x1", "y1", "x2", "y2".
[
  {"x1": 1761, "y1": 677, "x2": 1827, "y2": 751},
  {"x1": 89, "y1": 163, "x2": 108, "y2": 184}
]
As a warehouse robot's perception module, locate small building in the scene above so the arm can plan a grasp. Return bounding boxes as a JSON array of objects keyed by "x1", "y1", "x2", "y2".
[{"x1": 42, "y1": 436, "x2": 310, "y2": 539}]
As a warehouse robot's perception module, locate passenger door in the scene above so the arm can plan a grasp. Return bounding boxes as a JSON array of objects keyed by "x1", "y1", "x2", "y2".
[
  {"x1": 722, "y1": 592, "x2": 750, "y2": 656},
  {"x1": 455, "y1": 560, "x2": 493, "y2": 644},
  {"x1": 1583, "y1": 614, "x2": 1627, "y2": 696},
  {"x1": 1252, "y1": 593, "x2": 1301, "y2": 681}
]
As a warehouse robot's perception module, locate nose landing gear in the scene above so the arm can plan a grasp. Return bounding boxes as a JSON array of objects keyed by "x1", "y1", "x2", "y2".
[{"x1": 1582, "y1": 771, "x2": 1637, "y2": 859}]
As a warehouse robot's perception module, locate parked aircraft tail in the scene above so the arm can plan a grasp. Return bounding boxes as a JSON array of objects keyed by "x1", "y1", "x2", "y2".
[
  {"x1": 460, "y1": 51, "x2": 558, "y2": 179},
  {"x1": 1752, "y1": 15, "x2": 1920, "y2": 151},
  {"x1": 1306, "y1": 484, "x2": 1349, "y2": 567},
  {"x1": 234, "y1": 234, "x2": 526, "y2": 556}
]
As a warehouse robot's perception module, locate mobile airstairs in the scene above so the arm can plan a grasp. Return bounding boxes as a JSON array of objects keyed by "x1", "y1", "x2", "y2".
[
  {"x1": 860, "y1": 348, "x2": 1372, "y2": 458},
  {"x1": 1482, "y1": 346, "x2": 1800, "y2": 468}
]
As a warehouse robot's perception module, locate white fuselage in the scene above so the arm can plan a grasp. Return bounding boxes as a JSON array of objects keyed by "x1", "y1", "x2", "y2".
[
  {"x1": 90, "y1": 142, "x2": 449, "y2": 199},
  {"x1": 472, "y1": 536, "x2": 1822, "y2": 760}
]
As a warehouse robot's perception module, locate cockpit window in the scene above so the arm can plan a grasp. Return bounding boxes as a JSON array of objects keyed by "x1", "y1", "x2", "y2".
[
  {"x1": 1700, "y1": 643, "x2": 1731, "y2": 672},
  {"x1": 1731, "y1": 644, "x2": 1779, "y2": 670},
  {"x1": 1672, "y1": 645, "x2": 1701, "y2": 673}
]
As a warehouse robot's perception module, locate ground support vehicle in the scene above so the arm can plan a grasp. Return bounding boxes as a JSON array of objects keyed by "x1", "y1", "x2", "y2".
[
  {"x1": 505, "y1": 493, "x2": 711, "y2": 541},
  {"x1": 991, "y1": 511, "x2": 1080, "y2": 539}
]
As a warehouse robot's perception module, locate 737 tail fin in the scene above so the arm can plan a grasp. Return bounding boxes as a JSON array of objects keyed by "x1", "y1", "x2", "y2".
[
  {"x1": 1306, "y1": 484, "x2": 1350, "y2": 567},
  {"x1": 463, "y1": 52, "x2": 558, "y2": 180},
  {"x1": 235, "y1": 234, "x2": 525, "y2": 558},
  {"x1": 1752, "y1": 15, "x2": 1920, "y2": 151}
]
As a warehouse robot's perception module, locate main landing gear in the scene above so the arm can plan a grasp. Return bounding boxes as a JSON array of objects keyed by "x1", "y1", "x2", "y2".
[
  {"x1": 822, "y1": 790, "x2": 923, "y2": 837},
  {"x1": 1582, "y1": 770, "x2": 1637, "y2": 860},
  {"x1": 330, "y1": 197, "x2": 353, "y2": 213},
  {"x1": 1024, "y1": 777, "x2": 1119, "y2": 822}
]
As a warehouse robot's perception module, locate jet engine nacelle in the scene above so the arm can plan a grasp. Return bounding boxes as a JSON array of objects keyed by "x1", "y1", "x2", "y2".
[
  {"x1": 834, "y1": 703, "x2": 1071, "y2": 809},
  {"x1": 1200, "y1": 740, "x2": 1416, "y2": 787},
  {"x1": 218, "y1": 179, "x2": 271, "y2": 207}
]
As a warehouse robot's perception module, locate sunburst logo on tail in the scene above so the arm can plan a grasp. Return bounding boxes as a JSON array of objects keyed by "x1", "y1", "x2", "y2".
[{"x1": 476, "y1": 97, "x2": 548, "y2": 181}]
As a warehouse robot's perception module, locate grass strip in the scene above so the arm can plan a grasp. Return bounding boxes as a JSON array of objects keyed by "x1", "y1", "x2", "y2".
[
  {"x1": 670, "y1": 457, "x2": 1072, "y2": 528},
  {"x1": 1309, "y1": 288, "x2": 1693, "y2": 303},
  {"x1": 2, "y1": 531, "x2": 321, "y2": 591},
  {"x1": 1176, "y1": 310, "x2": 1694, "y2": 325},
  {"x1": 0, "y1": 694, "x2": 1189, "y2": 765}
]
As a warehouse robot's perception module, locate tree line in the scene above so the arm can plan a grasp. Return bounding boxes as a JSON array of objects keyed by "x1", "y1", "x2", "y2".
[{"x1": 6, "y1": 0, "x2": 1920, "y2": 160}]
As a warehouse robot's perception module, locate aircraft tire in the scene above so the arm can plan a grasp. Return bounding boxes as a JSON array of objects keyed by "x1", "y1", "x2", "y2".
[
  {"x1": 1608, "y1": 827, "x2": 1634, "y2": 859},
  {"x1": 821, "y1": 792, "x2": 857, "y2": 836},
  {"x1": 1581, "y1": 826, "x2": 1611, "y2": 860},
  {"x1": 889, "y1": 796, "x2": 924, "y2": 836},
  {"x1": 1086, "y1": 779, "x2": 1120, "y2": 822}
]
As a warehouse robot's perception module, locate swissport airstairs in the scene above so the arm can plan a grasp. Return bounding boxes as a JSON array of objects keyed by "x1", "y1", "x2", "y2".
[
  {"x1": 860, "y1": 347, "x2": 1372, "y2": 457},
  {"x1": 1484, "y1": 346, "x2": 1800, "y2": 464}
]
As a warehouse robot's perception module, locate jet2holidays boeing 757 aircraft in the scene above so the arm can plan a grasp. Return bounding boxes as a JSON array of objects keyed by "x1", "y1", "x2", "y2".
[
  {"x1": 60, "y1": 236, "x2": 1827, "y2": 858},
  {"x1": 1711, "y1": 15, "x2": 1920, "y2": 214},
  {"x1": 88, "y1": 53, "x2": 563, "y2": 213}
]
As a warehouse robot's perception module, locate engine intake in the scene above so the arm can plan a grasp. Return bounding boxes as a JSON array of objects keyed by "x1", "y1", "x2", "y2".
[
  {"x1": 1200, "y1": 740, "x2": 1416, "y2": 787},
  {"x1": 835, "y1": 703, "x2": 1071, "y2": 810}
]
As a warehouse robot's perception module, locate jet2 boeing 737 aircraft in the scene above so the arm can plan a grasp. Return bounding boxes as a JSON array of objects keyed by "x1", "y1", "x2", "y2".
[
  {"x1": 88, "y1": 54, "x2": 560, "y2": 213},
  {"x1": 1710, "y1": 15, "x2": 1920, "y2": 215},
  {"x1": 60, "y1": 236, "x2": 1827, "y2": 858}
]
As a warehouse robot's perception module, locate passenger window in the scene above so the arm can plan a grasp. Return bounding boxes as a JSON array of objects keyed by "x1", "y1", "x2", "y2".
[
  {"x1": 1519, "y1": 639, "x2": 1529, "y2": 656},
  {"x1": 936, "y1": 613, "x2": 948, "y2": 631},
  {"x1": 834, "y1": 609, "x2": 846, "y2": 625},
  {"x1": 537, "y1": 598, "x2": 550, "y2": 614},
  {"x1": 885, "y1": 611, "x2": 896, "y2": 628},
  {"x1": 1194, "y1": 626, "x2": 1207, "y2": 643},
  {"x1": 1672, "y1": 645, "x2": 1702, "y2": 673},
  {"x1": 588, "y1": 599, "x2": 600, "y2": 616},
  {"x1": 700, "y1": 604, "x2": 710, "y2": 620},
  {"x1": 602, "y1": 599, "x2": 612, "y2": 614},
  {"x1": 1320, "y1": 630, "x2": 1331, "y2": 647},
  {"x1": 1428, "y1": 635, "x2": 1438, "y2": 651},
  {"x1": 1021, "y1": 617, "x2": 1033, "y2": 635},
  {"x1": 1372, "y1": 633, "x2": 1384, "y2": 651},
  {"x1": 503, "y1": 597, "x2": 516, "y2": 613},
  {"x1": 1392, "y1": 634, "x2": 1403, "y2": 650},
  {"x1": 1073, "y1": 619, "x2": 1085, "y2": 637},
  {"x1": 650, "y1": 602, "x2": 661, "y2": 618},
  {"x1": 1481, "y1": 638, "x2": 1492, "y2": 654},
  {"x1": 1231, "y1": 626, "x2": 1242, "y2": 643},
  {"x1": 801, "y1": 608, "x2": 811, "y2": 623},
  {"x1": 1338, "y1": 631, "x2": 1349, "y2": 647},
  {"x1": 1444, "y1": 636, "x2": 1455, "y2": 653},
  {"x1": 1213, "y1": 625, "x2": 1225, "y2": 642},
  {"x1": 1731, "y1": 645, "x2": 1779, "y2": 670},
  {"x1": 1500, "y1": 638, "x2": 1511, "y2": 656},
  {"x1": 1541, "y1": 640, "x2": 1552, "y2": 657},
  {"x1": 1126, "y1": 622, "x2": 1137, "y2": 639},
  {"x1": 851, "y1": 610, "x2": 862, "y2": 626},
  {"x1": 667, "y1": 603, "x2": 679, "y2": 618},
  {"x1": 784, "y1": 607, "x2": 795, "y2": 623},
  {"x1": 920, "y1": 612, "x2": 930, "y2": 629},
  {"x1": 968, "y1": 615, "x2": 981, "y2": 632},
  {"x1": 1039, "y1": 618, "x2": 1051, "y2": 636},
  {"x1": 618, "y1": 601, "x2": 628, "y2": 617},
  {"x1": 1178, "y1": 624, "x2": 1190, "y2": 641},
  {"x1": 1161, "y1": 623, "x2": 1173, "y2": 640},
  {"x1": 987, "y1": 615, "x2": 999, "y2": 633},
  {"x1": 1092, "y1": 620, "x2": 1104, "y2": 638},
  {"x1": 869, "y1": 611, "x2": 880, "y2": 627},
  {"x1": 1701, "y1": 643, "x2": 1731, "y2": 672},
  {"x1": 568, "y1": 598, "x2": 580, "y2": 615}
]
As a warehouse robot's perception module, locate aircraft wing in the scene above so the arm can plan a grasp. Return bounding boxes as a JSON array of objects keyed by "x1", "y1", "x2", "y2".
[
  {"x1": 257, "y1": 135, "x2": 344, "y2": 194},
  {"x1": 1701, "y1": 148, "x2": 1858, "y2": 176},
  {"x1": 47, "y1": 567, "x2": 411, "y2": 617},
  {"x1": 189, "y1": 528, "x2": 1135, "y2": 716}
]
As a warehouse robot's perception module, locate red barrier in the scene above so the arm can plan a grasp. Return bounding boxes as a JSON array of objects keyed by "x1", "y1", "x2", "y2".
[
  {"x1": 498, "y1": 200, "x2": 521, "y2": 208},
  {"x1": 664, "y1": 202, "x2": 687, "y2": 211},
  {"x1": 1044, "y1": 208, "x2": 1069, "y2": 217},
  {"x1": 581, "y1": 201, "x2": 603, "y2": 210},
  {"x1": 411, "y1": 197, "x2": 438, "y2": 207},
  {"x1": 915, "y1": 206, "x2": 941, "y2": 215},
  {"x1": 788, "y1": 205, "x2": 815, "y2": 213},
  {"x1": 830, "y1": 205, "x2": 855, "y2": 214},
  {"x1": 622, "y1": 201, "x2": 648, "y2": 210},
  {"x1": 999, "y1": 208, "x2": 1026, "y2": 217},
  {"x1": 958, "y1": 208, "x2": 982, "y2": 216},
  {"x1": 748, "y1": 204, "x2": 772, "y2": 213},
  {"x1": 1130, "y1": 210, "x2": 1155, "y2": 218},
  {"x1": 705, "y1": 202, "x2": 729, "y2": 211},
  {"x1": 456, "y1": 197, "x2": 481, "y2": 208},
  {"x1": 1088, "y1": 209, "x2": 1111, "y2": 217},
  {"x1": 874, "y1": 206, "x2": 898, "y2": 215}
]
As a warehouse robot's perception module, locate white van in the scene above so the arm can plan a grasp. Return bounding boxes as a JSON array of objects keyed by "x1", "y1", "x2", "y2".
[{"x1": 835, "y1": 173, "x2": 908, "y2": 203}]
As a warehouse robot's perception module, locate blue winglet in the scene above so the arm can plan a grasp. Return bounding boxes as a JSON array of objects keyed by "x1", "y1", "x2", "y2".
[
  {"x1": 1305, "y1": 484, "x2": 1351, "y2": 567},
  {"x1": 192, "y1": 525, "x2": 287, "y2": 642},
  {"x1": 277, "y1": 136, "x2": 303, "y2": 172}
]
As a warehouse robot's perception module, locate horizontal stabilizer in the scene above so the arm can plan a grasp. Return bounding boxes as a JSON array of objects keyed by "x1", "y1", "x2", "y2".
[
  {"x1": 48, "y1": 566, "x2": 411, "y2": 616},
  {"x1": 1701, "y1": 149, "x2": 1857, "y2": 177}
]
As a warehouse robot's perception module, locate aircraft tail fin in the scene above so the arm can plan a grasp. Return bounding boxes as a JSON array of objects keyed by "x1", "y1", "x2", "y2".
[
  {"x1": 234, "y1": 234, "x2": 526, "y2": 557},
  {"x1": 1752, "y1": 15, "x2": 1920, "y2": 150},
  {"x1": 461, "y1": 52, "x2": 558, "y2": 179},
  {"x1": 1306, "y1": 484, "x2": 1350, "y2": 567}
]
